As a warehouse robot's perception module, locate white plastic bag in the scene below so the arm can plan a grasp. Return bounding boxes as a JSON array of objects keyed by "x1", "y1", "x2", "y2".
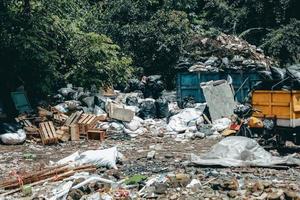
[
  {"x1": 0, "y1": 129, "x2": 26, "y2": 144},
  {"x1": 211, "y1": 118, "x2": 231, "y2": 132},
  {"x1": 56, "y1": 151, "x2": 80, "y2": 166},
  {"x1": 123, "y1": 116, "x2": 143, "y2": 131}
]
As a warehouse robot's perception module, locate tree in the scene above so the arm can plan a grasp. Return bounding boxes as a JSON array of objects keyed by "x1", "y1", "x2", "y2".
[
  {"x1": 261, "y1": 19, "x2": 300, "y2": 65},
  {"x1": 0, "y1": 0, "x2": 133, "y2": 99}
]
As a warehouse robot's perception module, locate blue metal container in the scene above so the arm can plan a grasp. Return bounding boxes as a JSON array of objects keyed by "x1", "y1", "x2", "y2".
[{"x1": 176, "y1": 71, "x2": 261, "y2": 106}]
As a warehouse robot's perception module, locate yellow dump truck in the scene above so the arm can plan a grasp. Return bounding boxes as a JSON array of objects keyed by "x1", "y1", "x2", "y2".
[{"x1": 252, "y1": 90, "x2": 300, "y2": 145}]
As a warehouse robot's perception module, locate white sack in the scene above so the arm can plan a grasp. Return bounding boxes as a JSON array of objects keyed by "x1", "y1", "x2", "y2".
[
  {"x1": 56, "y1": 151, "x2": 80, "y2": 166},
  {"x1": 211, "y1": 118, "x2": 231, "y2": 132},
  {"x1": 56, "y1": 147, "x2": 119, "y2": 169},
  {"x1": 75, "y1": 147, "x2": 119, "y2": 169},
  {"x1": 168, "y1": 108, "x2": 203, "y2": 132},
  {"x1": 123, "y1": 116, "x2": 143, "y2": 131},
  {"x1": 0, "y1": 129, "x2": 26, "y2": 144}
]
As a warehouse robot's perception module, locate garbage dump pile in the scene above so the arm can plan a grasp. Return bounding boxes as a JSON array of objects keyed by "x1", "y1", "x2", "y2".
[
  {"x1": 177, "y1": 33, "x2": 277, "y2": 72},
  {"x1": 0, "y1": 76, "x2": 231, "y2": 146},
  {"x1": 1, "y1": 75, "x2": 300, "y2": 199}
]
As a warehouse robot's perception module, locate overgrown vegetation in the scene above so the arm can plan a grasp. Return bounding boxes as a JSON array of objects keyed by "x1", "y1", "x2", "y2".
[{"x1": 0, "y1": 0, "x2": 299, "y2": 96}]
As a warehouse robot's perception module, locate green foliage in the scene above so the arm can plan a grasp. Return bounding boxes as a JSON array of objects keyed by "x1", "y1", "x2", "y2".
[
  {"x1": 124, "y1": 174, "x2": 147, "y2": 185},
  {"x1": 68, "y1": 32, "x2": 133, "y2": 88},
  {"x1": 0, "y1": 0, "x2": 133, "y2": 98},
  {"x1": 0, "y1": 0, "x2": 299, "y2": 98},
  {"x1": 98, "y1": 1, "x2": 190, "y2": 87},
  {"x1": 261, "y1": 19, "x2": 300, "y2": 65}
]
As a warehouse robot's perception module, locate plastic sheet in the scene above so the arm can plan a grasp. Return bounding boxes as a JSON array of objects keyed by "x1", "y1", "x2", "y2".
[{"x1": 191, "y1": 136, "x2": 300, "y2": 167}]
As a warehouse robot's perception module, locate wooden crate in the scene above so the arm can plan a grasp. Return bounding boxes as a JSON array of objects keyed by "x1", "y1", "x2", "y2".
[
  {"x1": 87, "y1": 130, "x2": 106, "y2": 141},
  {"x1": 78, "y1": 114, "x2": 106, "y2": 141},
  {"x1": 78, "y1": 114, "x2": 98, "y2": 137},
  {"x1": 39, "y1": 121, "x2": 58, "y2": 145}
]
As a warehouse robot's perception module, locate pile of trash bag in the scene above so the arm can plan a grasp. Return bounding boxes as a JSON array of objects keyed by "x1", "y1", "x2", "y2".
[
  {"x1": 256, "y1": 65, "x2": 300, "y2": 90},
  {"x1": 124, "y1": 75, "x2": 164, "y2": 99}
]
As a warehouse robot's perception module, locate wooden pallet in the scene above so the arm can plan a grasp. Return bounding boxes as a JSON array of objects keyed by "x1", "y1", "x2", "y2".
[
  {"x1": 65, "y1": 111, "x2": 82, "y2": 126},
  {"x1": 39, "y1": 121, "x2": 58, "y2": 145},
  {"x1": 53, "y1": 113, "x2": 69, "y2": 123}
]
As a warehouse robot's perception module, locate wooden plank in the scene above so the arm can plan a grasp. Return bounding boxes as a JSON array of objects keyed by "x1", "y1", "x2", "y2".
[
  {"x1": 78, "y1": 114, "x2": 88, "y2": 124},
  {"x1": 82, "y1": 115, "x2": 91, "y2": 124},
  {"x1": 24, "y1": 120, "x2": 32, "y2": 127},
  {"x1": 44, "y1": 122, "x2": 53, "y2": 143},
  {"x1": 40, "y1": 123, "x2": 49, "y2": 144},
  {"x1": 86, "y1": 116, "x2": 96, "y2": 125},
  {"x1": 48, "y1": 121, "x2": 58, "y2": 141},
  {"x1": 72, "y1": 111, "x2": 83, "y2": 125},
  {"x1": 70, "y1": 124, "x2": 80, "y2": 141},
  {"x1": 65, "y1": 113, "x2": 77, "y2": 126}
]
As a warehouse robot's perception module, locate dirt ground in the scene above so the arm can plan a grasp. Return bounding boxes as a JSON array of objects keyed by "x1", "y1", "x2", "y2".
[{"x1": 0, "y1": 136, "x2": 300, "y2": 199}]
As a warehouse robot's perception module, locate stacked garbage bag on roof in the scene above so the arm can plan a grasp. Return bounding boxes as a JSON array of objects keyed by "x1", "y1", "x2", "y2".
[
  {"x1": 256, "y1": 64, "x2": 300, "y2": 90},
  {"x1": 176, "y1": 33, "x2": 277, "y2": 73}
]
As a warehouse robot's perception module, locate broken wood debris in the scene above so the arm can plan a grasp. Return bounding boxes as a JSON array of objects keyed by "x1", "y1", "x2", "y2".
[
  {"x1": 0, "y1": 164, "x2": 96, "y2": 195},
  {"x1": 15, "y1": 104, "x2": 107, "y2": 145}
]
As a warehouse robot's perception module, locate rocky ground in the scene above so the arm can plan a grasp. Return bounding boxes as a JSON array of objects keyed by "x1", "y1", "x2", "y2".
[{"x1": 0, "y1": 135, "x2": 300, "y2": 200}]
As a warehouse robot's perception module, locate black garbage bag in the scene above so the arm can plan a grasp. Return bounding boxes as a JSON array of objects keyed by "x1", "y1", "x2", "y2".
[
  {"x1": 52, "y1": 94, "x2": 64, "y2": 104},
  {"x1": 253, "y1": 81, "x2": 276, "y2": 90},
  {"x1": 58, "y1": 87, "x2": 76, "y2": 98},
  {"x1": 144, "y1": 75, "x2": 164, "y2": 99},
  {"x1": 77, "y1": 92, "x2": 90, "y2": 102},
  {"x1": 138, "y1": 99, "x2": 156, "y2": 119},
  {"x1": 152, "y1": 80, "x2": 164, "y2": 99},
  {"x1": 126, "y1": 96, "x2": 139, "y2": 106},
  {"x1": 125, "y1": 79, "x2": 141, "y2": 92},
  {"x1": 287, "y1": 65, "x2": 300, "y2": 80},
  {"x1": 258, "y1": 70, "x2": 273, "y2": 81},
  {"x1": 0, "y1": 122, "x2": 21, "y2": 134},
  {"x1": 270, "y1": 66, "x2": 286, "y2": 80},
  {"x1": 155, "y1": 97, "x2": 169, "y2": 118},
  {"x1": 94, "y1": 95, "x2": 107, "y2": 110},
  {"x1": 234, "y1": 104, "x2": 253, "y2": 118},
  {"x1": 82, "y1": 96, "x2": 95, "y2": 108},
  {"x1": 182, "y1": 96, "x2": 196, "y2": 108}
]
